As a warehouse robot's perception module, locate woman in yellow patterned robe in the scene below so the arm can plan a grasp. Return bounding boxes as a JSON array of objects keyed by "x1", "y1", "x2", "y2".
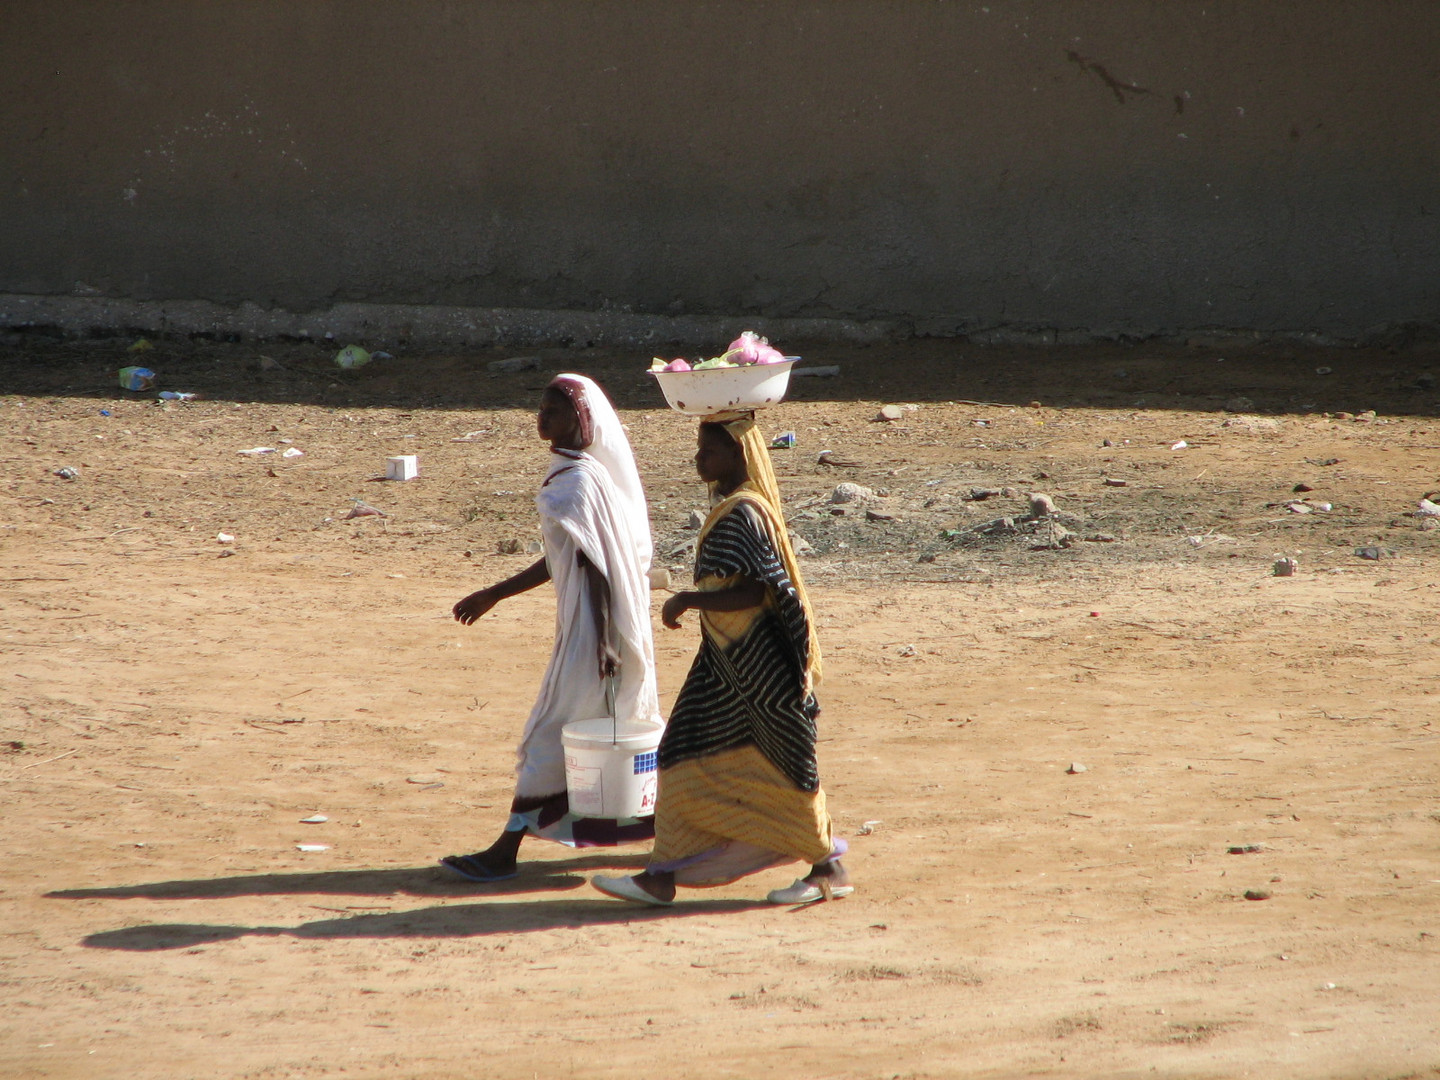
[{"x1": 592, "y1": 414, "x2": 852, "y2": 907}]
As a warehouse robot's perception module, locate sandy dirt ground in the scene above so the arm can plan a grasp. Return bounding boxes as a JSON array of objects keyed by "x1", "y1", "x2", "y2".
[{"x1": 2, "y1": 336, "x2": 1439, "y2": 1080}]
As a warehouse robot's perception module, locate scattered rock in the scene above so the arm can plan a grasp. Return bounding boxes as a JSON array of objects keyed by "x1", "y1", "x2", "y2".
[
  {"x1": 648, "y1": 566, "x2": 672, "y2": 590},
  {"x1": 1066, "y1": 762, "x2": 1087, "y2": 774},
  {"x1": 1228, "y1": 844, "x2": 1265, "y2": 854},
  {"x1": 1273, "y1": 558, "x2": 1298, "y2": 577},
  {"x1": 830, "y1": 482, "x2": 874, "y2": 504},
  {"x1": 487, "y1": 356, "x2": 539, "y2": 373},
  {"x1": 685, "y1": 509, "x2": 706, "y2": 529},
  {"x1": 1293, "y1": 482, "x2": 1314, "y2": 493},
  {"x1": 967, "y1": 487, "x2": 1013, "y2": 502},
  {"x1": 1354, "y1": 410, "x2": 1377, "y2": 422},
  {"x1": 1417, "y1": 498, "x2": 1440, "y2": 517},
  {"x1": 53, "y1": 467, "x2": 78, "y2": 480},
  {"x1": 1103, "y1": 477, "x2": 1127, "y2": 487},
  {"x1": 1223, "y1": 415, "x2": 1283, "y2": 433},
  {"x1": 1026, "y1": 493, "x2": 1058, "y2": 518},
  {"x1": 816, "y1": 450, "x2": 862, "y2": 468},
  {"x1": 896, "y1": 644, "x2": 916, "y2": 657},
  {"x1": 1354, "y1": 546, "x2": 1395, "y2": 560},
  {"x1": 1031, "y1": 522, "x2": 1075, "y2": 550},
  {"x1": 874, "y1": 404, "x2": 908, "y2": 422},
  {"x1": 789, "y1": 533, "x2": 815, "y2": 555},
  {"x1": 1243, "y1": 889, "x2": 1272, "y2": 901},
  {"x1": 864, "y1": 509, "x2": 895, "y2": 522}
]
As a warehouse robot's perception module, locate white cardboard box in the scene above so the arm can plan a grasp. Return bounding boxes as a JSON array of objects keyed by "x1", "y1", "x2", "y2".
[{"x1": 385, "y1": 455, "x2": 418, "y2": 481}]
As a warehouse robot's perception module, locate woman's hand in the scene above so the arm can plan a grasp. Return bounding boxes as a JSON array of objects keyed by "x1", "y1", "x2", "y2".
[
  {"x1": 598, "y1": 642, "x2": 621, "y2": 678},
  {"x1": 661, "y1": 593, "x2": 690, "y2": 629},
  {"x1": 453, "y1": 587, "x2": 500, "y2": 625}
]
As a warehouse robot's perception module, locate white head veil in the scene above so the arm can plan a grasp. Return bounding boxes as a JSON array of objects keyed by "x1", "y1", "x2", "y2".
[{"x1": 548, "y1": 374, "x2": 653, "y2": 574}]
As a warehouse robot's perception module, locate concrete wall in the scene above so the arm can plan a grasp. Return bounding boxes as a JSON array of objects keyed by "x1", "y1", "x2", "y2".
[{"x1": 3, "y1": 1, "x2": 1438, "y2": 344}]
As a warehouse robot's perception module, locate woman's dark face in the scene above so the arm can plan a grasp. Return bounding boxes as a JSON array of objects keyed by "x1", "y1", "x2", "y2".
[
  {"x1": 694, "y1": 423, "x2": 744, "y2": 485},
  {"x1": 537, "y1": 388, "x2": 584, "y2": 449}
]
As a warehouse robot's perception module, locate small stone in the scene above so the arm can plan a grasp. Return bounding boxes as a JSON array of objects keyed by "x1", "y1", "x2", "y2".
[
  {"x1": 875, "y1": 404, "x2": 907, "y2": 422},
  {"x1": 1027, "y1": 493, "x2": 1058, "y2": 518},
  {"x1": 897, "y1": 644, "x2": 916, "y2": 657},
  {"x1": 1103, "y1": 478, "x2": 1127, "y2": 487},
  {"x1": 789, "y1": 533, "x2": 815, "y2": 555},
  {"x1": 1066, "y1": 762, "x2": 1087, "y2": 774},
  {"x1": 1293, "y1": 482, "x2": 1314, "y2": 493},
  {"x1": 648, "y1": 566, "x2": 672, "y2": 590},
  {"x1": 1243, "y1": 889, "x2": 1272, "y2": 901},
  {"x1": 830, "y1": 482, "x2": 874, "y2": 504},
  {"x1": 864, "y1": 509, "x2": 895, "y2": 522},
  {"x1": 1354, "y1": 546, "x2": 1395, "y2": 560},
  {"x1": 685, "y1": 509, "x2": 706, "y2": 529},
  {"x1": 300, "y1": 814, "x2": 329, "y2": 824},
  {"x1": 1354, "y1": 410, "x2": 1377, "y2": 422},
  {"x1": 1228, "y1": 843, "x2": 1265, "y2": 854},
  {"x1": 487, "y1": 356, "x2": 539, "y2": 373},
  {"x1": 1273, "y1": 558, "x2": 1298, "y2": 577}
]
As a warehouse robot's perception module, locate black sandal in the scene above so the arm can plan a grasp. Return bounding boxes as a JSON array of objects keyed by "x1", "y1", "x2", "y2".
[{"x1": 439, "y1": 854, "x2": 518, "y2": 882}]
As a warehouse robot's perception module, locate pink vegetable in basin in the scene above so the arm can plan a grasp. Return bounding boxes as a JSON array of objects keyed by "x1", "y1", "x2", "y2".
[
  {"x1": 725, "y1": 330, "x2": 788, "y2": 365},
  {"x1": 663, "y1": 358, "x2": 691, "y2": 372}
]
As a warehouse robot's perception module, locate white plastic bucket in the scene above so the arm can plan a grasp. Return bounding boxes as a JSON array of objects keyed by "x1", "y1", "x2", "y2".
[{"x1": 562, "y1": 717, "x2": 663, "y2": 819}]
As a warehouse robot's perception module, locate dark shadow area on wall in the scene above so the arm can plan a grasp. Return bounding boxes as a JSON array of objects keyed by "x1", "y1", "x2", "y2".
[{"x1": 0, "y1": 335, "x2": 1437, "y2": 419}]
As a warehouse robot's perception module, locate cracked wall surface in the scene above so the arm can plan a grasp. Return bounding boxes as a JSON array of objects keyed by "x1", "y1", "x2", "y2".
[{"x1": 2, "y1": 1, "x2": 1437, "y2": 342}]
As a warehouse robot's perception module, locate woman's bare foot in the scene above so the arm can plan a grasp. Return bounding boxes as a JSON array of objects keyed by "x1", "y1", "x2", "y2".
[
  {"x1": 803, "y1": 858, "x2": 849, "y2": 889},
  {"x1": 632, "y1": 870, "x2": 676, "y2": 903},
  {"x1": 440, "y1": 828, "x2": 524, "y2": 882}
]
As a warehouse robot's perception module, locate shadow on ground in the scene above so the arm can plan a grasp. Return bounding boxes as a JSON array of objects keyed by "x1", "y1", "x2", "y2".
[
  {"x1": 80, "y1": 896, "x2": 773, "y2": 951},
  {"x1": 46, "y1": 852, "x2": 647, "y2": 902}
]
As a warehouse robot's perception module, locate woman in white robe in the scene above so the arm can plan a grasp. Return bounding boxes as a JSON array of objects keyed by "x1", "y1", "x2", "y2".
[{"x1": 442, "y1": 374, "x2": 660, "y2": 882}]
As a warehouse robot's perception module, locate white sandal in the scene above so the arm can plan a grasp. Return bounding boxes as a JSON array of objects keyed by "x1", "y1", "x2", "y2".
[
  {"x1": 591, "y1": 874, "x2": 674, "y2": 907},
  {"x1": 767, "y1": 877, "x2": 855, "y2": 905}
]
